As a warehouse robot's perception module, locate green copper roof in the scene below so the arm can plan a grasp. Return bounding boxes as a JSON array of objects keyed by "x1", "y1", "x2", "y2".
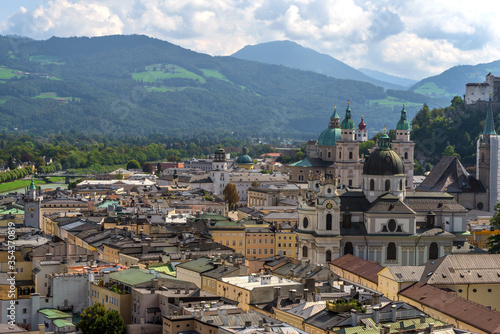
[
  {"x1": 318, "y1": 127, "x2": 341, "y2": 146},
  {"x1": 29, "y1": 176, "x2": 37, "y2": 190},
  {"x1": 109, "y1": 268, "x2": 171, "y2": 286},
  {"x1": 236, "y1": 146, "x2": 252, "y2": 164},
  {"x1": 39, "y1": 309, "x2": 72, "y2": 319},
  {"x1": 396, "y1": 104, "x2": 411, "y2": 130},
  {"x1": 215, "y1": 144, "x2": 225, "y2": 154},
  {"x1": 341, "y1": 103, "x2": 355, "y2": 129},
  {"x1": 149, "y1": 263, "x2": 176, "y2": 277},
  {"x1": 483, "y1": 94, "x2": 497, "y2": 135},
  {"x1": 378, "y1": 131, "x2": 391, "y2": 150},
  {"x1": 53, "y1": 319, "x2": 75, "y2": 328},
  {"x1": 330, "y1": 105, "x2": 340, "y2": 119}
]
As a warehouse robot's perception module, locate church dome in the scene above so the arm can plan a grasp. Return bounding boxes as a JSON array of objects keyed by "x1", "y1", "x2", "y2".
[
  {"x1": 236, "y1": 146, "x2": 252, "y2": 164},
  {"x1": 318, "y1": 127, "x2": 341, "y2": 146},
  {"x1": 363, "y1": 133, "x2": 404, "y2": 175}
]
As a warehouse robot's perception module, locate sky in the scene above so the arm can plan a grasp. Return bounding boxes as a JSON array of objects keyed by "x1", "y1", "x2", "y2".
[{"x1": 1, "y1": 0, "x2": 500, "y2": 80}]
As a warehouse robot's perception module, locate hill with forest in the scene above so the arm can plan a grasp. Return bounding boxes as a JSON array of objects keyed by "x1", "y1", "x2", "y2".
[
  {"x1": 0, "y1": 34, "x2": 443, "y2": 138},
  {"x1": 409, "y1": 60, "x2": 500, "y2": 100},
  {"x1": 232, "y1": 40, "x2": 407, "y2": 90}
]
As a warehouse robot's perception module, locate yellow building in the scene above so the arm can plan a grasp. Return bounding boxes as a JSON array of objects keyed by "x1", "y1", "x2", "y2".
[
  {"x1": 468, "y1": 228, "x2": 500, "y2": 249},
  {"x1": 208, "y1": 220, "x2": 245, "y2": 255},
  {"x1": 90, "y1": 282, "x2": 132, "y2": 323},
  {"x1": 0, "y1": 248, "x2": 34, "y2": 299},
  {"x1": 377, "y1": 266, "x2": 424, "y2": 301},
  {"x1": 419, "y1": 254, "x2": 500, "y2": 311},
  {"x1": 276, "y1": 231, "x2": 298, "y2": 258},
  {"x1": 245, "y1": 228, "x2": 275, "y2": 259}
]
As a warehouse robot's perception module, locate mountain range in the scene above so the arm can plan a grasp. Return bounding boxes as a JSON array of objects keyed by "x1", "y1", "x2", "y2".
[{"x1": 0, "y1": 34, "x2": 495, "y2": 139}]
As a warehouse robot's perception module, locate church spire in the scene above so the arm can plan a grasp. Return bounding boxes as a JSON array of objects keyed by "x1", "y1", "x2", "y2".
[
  {"x1": 341, "y1": 100, "x2": 355, "y2": 129},
  {"x1": 396, "y1": 102, "x2": 411, "y2": 130},
  {"x1": 483, "y1": 93, "x2": 497, "y2": 135}
]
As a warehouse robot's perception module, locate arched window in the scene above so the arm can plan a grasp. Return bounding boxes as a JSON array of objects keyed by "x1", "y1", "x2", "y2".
[
  {"x1": 326, "y1": 214, "x2": 332, "y2": 230},
  {"x1": 303, "y1": 217, "x2": 309, "y2": 229},
  {"x1": 404, "y1": 152, "x2": 408, "y2": 160},
  {"x1": 326, "y1": 250, "x2": 332, "y2": 262},
  {"x1": 387, "y1": 242, "x2": 397, "y2": 260},
  {"x1": 302, "y1": 246, "x2": 308, "y2": 258},
  {"x1": 429, "y1": 242, "x2": 439, "y2": 260},
  {"x1": 399, "y1": 180, "x2": 403, "y2": 190},
  {"x1": 339, "y1": 151, "x2": 342, "y2": 159},
  {"x1": 370, "y1": 179, "x2": 375, "y2": 191},
  {"x1": 385, "y1": 180, "x2": 391, "y2": 191},
  {"x1": 328, "y1": 151, "x2": 331, "y2": 158},
  {"x1": 344, "y1": 242, "x2": 353, "y2": 255},
  {"x1": 349, "y1": 152, "x2": 353, "y2": 160},
  {"x1": 481, "y1": 153, "x2": 485, "y2": 163}
]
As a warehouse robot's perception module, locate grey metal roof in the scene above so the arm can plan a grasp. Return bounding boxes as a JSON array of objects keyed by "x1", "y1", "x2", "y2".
[
  {"x1": 420, "y1": 254, "x2": 500, "y2": 285},
  {"x1": 387, "y1": 266, "x2": 425, "y2": 283}
]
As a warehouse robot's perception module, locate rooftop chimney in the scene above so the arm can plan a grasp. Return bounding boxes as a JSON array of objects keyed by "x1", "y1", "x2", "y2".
[
  {"x1": 429, "y1": 323, "x2": 434, "y2": 333},
  {"x1": 391, "y1": 304, "x2": 397, "y2": 322},
  {"x1": 372, "y1": 306, "x2": 380, "y2": 324},
  {"x1": 371, "y1": 293, "x2": 381, "y2": 306},
  {"x1": 289, "y1": 289, "x2": 296, "y2": 301},
  {"x1": 350, "y1": 309, "x2": 358, "y2": 327}
]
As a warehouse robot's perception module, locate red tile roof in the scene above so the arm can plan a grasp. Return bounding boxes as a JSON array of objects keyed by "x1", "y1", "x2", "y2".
[
  {"x1": 329, "y1": 254, "x2": 384, "y2": 284},
  {"x1": 399, "y1": 282, "x2": 500, "y2": 334}
]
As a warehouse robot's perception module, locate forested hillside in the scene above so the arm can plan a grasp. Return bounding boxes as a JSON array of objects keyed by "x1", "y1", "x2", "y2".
[{"x1": 0, "y1": 34, "x2": 438, "y2": 138}]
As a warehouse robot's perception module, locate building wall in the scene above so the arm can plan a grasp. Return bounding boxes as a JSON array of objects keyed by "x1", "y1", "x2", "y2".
[
  {"x1": 273, "y1": 308, "x2": 305, "y2": 330},
  {"x1": 50, "y1": 273, "x2": 89, "y2": 313},
  {"x1": 175, "y1": 268, "x2": 202, "y2": 288},
  {"x1": 276, "y1": 232, "x2": 297, "y2": 258},
  {"x1": 431, "y1": 283, "x2": 500, "y2": 311},
  {"x1": 90, "y1": 284, "x2": 132, "y2": 324},
  {"x1": 245, "y1": 231, "x2": 275, "y2": 258},
  {"x1": 209, "y1": 229, "x2": 245, "y2": 255}
]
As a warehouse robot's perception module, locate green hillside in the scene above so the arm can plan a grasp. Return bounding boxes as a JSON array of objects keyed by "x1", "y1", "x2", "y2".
[{"x1": 0, "y1": 34, "x2": 441, "y2": 138}]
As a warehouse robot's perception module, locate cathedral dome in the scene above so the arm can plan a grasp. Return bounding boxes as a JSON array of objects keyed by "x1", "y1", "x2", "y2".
[
  {"x1": 318, "y1": 127, "x2": 341, "y2": 146},
  {"x1": 363, "y1": 133, "x2": 404, "y2": 175},
  {"x1": 236, "y1": 146, "x2": 252, "y2": 164}
]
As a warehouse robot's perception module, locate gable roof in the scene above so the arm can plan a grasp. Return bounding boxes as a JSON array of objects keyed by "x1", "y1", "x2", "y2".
[
  {"x1": 329, "y1": 254, "x2": 384, "y2": 284},
  {"x1": 399, "y1": 282, "x2": 500, "y2": 334},
  {"x1": 416, "y1": 156, "x2": 485, "y2": 193},
  {"x1": 419, "y1": 254, "x2": 500, "y2": 285}
]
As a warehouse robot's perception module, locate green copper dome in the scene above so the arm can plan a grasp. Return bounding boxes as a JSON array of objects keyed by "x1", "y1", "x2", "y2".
[
  {"x1": 396, "y1": 104, "x2": 411, "y2": 130},
  {"x1": 341, "y1": 103, "x2": 355, "y2": 129},
  {"x1": 318, "y1": 127, "x2": 342, "y2": 146},
  {"x1": 236, "y1": 146, "x2": 252, "y2": 164}
]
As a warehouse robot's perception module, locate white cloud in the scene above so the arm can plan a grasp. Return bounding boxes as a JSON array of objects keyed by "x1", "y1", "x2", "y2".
[{"x1": 2, "y1": 0, "x2": 500, "y2": 79}]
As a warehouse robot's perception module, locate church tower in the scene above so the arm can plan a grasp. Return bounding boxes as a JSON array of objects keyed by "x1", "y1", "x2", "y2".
[
  {"x1": 296, "y1": 173, "x2": 342, "y2": 265},
  {"x1": 335, "y1": 102, "x2": 363, "y2": 187},
  {"x1": 391, "y1": 104, "x2": 415, "y2": 189},
  {"x1": 355, "y1": 116, "x2": 368, "y2": 142},
  {"x1": 211, "y1": 145, "x2": 228, "y2": 195},
  {"x1": 24, "y1": 177, "x2": 42, "y2": 229},
  {"x1": 477, "y1": 94, "x2": 499, "y2": 211}
]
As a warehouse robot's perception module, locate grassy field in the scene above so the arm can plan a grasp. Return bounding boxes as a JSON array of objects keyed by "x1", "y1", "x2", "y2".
[
  {"x1": 201, "y1": 69, "x2": 231, "y2": 82},
  {"x1": 145, "y1": 86, "x2": 208, "y2": 93},
  {"x1": 0, "y1": 99, "x2": 6, "y2": 104},
  {"x1": 412, "y1": 82, "x2": 455, "y2": 98},
  {"x1": 29, "y1": 55, "x2": 65, "y2": 65},
  {"x1": 0, "y1": 179, "x2": 47, "y2": 193},
  {"x1": 0, "y1": 66, "x2": 24, "y2": 80},
  {"x1": 133, "y1": 64, "x2": 206, "y2": 83},
  {"x1": 33, "y1": 92, "x2": 81, "y2": 101},
  {"x1": 367, "y1": 97, "x2": 421, "y2": 107}
]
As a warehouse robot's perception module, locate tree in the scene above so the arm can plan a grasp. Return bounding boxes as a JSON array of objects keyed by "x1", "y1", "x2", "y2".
[
  {"x1": 156, "y1": 162, "x2": 163, "y2": 176},
  {"x1": 223, "y1": 183, "x2": 239, "y2": 210},
  {"x1": 442, "y1": 145, "x2": 461, "y2": 160},
  {"x1": 126, "y1": 159, "x2": 140, "y2": 170},
  {"x1": 77, "y1": 303, "x2": 125, "y2": 334},
  {"x1": 487, "y1": 202, "x2": 500, "y2": 254}
]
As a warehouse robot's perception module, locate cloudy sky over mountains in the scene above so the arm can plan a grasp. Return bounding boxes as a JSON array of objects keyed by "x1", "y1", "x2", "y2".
[{"x1": 1, "y1": 0, "x2": 499, "y2": 79}]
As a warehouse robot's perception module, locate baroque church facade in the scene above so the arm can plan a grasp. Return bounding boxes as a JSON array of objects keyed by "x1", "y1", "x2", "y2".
[
  {"x1": 296, "y1": 122, "x2": 468, "y2": 267},
  {"x1": 289, "y1": 103, "x2": 415, "y2": 189}
]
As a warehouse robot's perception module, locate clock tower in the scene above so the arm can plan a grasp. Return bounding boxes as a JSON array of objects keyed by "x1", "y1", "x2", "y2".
[
  {"x1": 296, "y1": 172, "x2": 342, "y2": 265},
  {"x1": 24, "y1": 177, "x2": 42, "y2": 229}
]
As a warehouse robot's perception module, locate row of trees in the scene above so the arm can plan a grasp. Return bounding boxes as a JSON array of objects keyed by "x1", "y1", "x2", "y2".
[{"x1": 0, "y1": 166, "x2": 32, "y2": 183}]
